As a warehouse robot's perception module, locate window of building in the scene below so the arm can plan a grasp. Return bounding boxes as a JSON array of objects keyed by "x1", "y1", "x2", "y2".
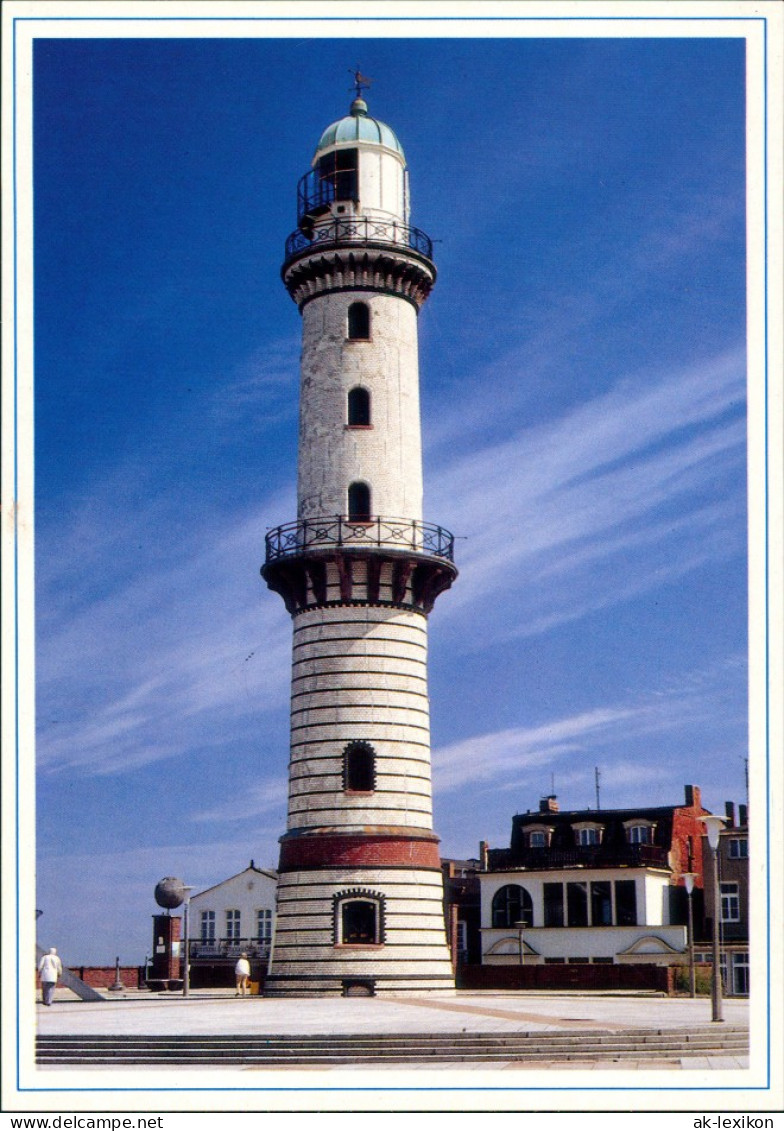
[
  {"x1": 720, "y1": 882, "x2": 740, "y2": 922},
  {"x1": 592, "y1": 956, "x2": 614, "y2": 964},
  {"x1": 729, "y1": 837, "x2": 748, "y2": 858},
  {"x1": 316, "y1": 147, "x2": 358, "y2": 204},
  {"x1": 628, "y1": 825, "x2": 652, "y2": 844},
  {"x1": 334, "y1": 890, "x2": 385, "y2": 946},
  {"x1": 576, "y1": 826, "x2": 601, "y2": 846},
  {"x1": 347, "y1": 301, "x2": 370, "y2": 341},
  {"x1": 256, "y1": 909, "x2": 272, "y2": 945},
  {"x1": 491, "y1": 884, "x2": 533, "y2": 928},
  {"x1": 590, "y1": 881, "x2": 613, "y2": 926},
  {"x1": 347, "y1": 386, "x2": 371, "y2": 426},
  {"x1": 456, "y1": 920, "x2": 468, "y2": 962},
  {"x1": 731, "y1": 952, "x2": 750, "y2": 995},
  {"x1": 226, "y1": 909, "x2": 241, "y2": 941},
  {"x1": 347, "y1": 481, "x2": 371, "y2": 522},
  {"x1": 566, "y1": 882, "x2": 589, "y2": 927},
  {"x1": 614, "y1": 880, "x2": 638, "y2": 926},
  {"x1": 529, "y1": 831, "x2": 546, "y2": 848},
  {"x1": 544, "y1": 957, "x2": 566, "y2": 964},
  {"x1": 343, "y1": 740, "x2": 376, "y2": 792},
  {"x1": 200, "y1": 910, "x2": 215, "y2": 944},
  {"x1": 543, "y1": 882, "x2": 564, "y2": 927}
]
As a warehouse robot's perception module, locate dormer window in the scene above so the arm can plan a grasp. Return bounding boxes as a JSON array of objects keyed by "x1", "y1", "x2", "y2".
[
  {"x1": 573, "y1": 822, "x2": 604, "y2": 847},
  {"x1": 525, "y1": 824, "x2": 553, "y2": 849},
  {"x1": 623, "y1": 819, "x2": 656, "y2": 845}
]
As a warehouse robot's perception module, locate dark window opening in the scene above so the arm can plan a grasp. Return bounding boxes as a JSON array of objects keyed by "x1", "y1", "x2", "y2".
[
  {"x1": 344, "y1": 741, "x2": 375, "y2": 792},
  {"x1": 341, "y1": 900, "x2": 378, "y2": 944},
  {"x1": 347, "y1": 302, "x2": 370, "y2": 341},
  {"x1": 347, "y1": 386, "x2": 371, "y2": 426},
  {"x1": 543, "y1": 882, "x2": 564, "y2": 928},
  {"x1": 348, "y1": 481, "x2": 371, "y2": 522},
  {"x1": 590, "y1": 881, "x2": 613, "y2": 926},
  {"x1": 317, "y1": 148, "x2": 358, "y2": 203},
  {"x1": 491, "y1": 884, "x2": 533, "y2": 929},
  {"x1": 615, "y1": 880, "x2": 638, "y2": 926},
  {"x1": 566, "y1": 882, "x2": 589, "y2": 927}
]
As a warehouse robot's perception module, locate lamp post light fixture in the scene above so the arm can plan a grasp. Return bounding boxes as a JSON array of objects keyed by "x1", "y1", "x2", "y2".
[
  {"x1": 700, "y1": 815, "x2": 727, "y2": 1022},
  {"x1": 681, "y1": 872, "x2": 699, "y2": 998},
  {"x1": 181, "y1": 886, "x2": 195, "y2": 998}
]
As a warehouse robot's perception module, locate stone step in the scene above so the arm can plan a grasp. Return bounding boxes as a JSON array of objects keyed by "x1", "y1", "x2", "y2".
[{"x1": 37, "y1": 1028, "x2": 748, "y2": 1065}]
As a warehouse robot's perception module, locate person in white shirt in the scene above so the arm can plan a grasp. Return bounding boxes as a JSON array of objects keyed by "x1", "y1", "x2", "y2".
[
  {"x1": 234, "y1": 952, "x2": 251, "y2": 996},
  {"x1": 38, "y1": 948, "x2": 63, "y2": 1006}
]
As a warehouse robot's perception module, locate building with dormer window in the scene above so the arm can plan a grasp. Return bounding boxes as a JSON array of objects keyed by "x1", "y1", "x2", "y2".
[{"x1": 479, "y1": 785, "x2": 710, "y2": 973}]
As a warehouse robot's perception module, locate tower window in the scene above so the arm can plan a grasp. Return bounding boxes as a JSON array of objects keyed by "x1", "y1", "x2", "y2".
[
  {"x1": 334, "y1": 889, "x2": 386, "y2": 946},
  {"x1": 347, "y1": 386, "x2": 371, "y2": 427},
  {"x1": 491, "y1": 884, "x2": 533, "y2": 929},
  {"x1": 347, "y1": 302, "x2": 370, "y2": 341},
  {"x1": 344, "y1": 740, "x2": 376, "y2": 792},
  {"x1": 347, "y1": 481, "x2": 371, "y2": 522}
]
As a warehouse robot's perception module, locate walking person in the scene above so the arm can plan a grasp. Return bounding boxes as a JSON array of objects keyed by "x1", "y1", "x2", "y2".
[
  {"x1": 38, "y1": 948, "x2": 62, "y2": 1006},
  {"x1": 234, "y1": 952, "x2": 251, "y2": 996}
]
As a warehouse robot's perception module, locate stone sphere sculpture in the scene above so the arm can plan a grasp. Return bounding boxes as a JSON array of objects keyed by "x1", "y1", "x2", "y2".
[{"x1": 154, "y1": 877, "x2": 186, "y2": 909}]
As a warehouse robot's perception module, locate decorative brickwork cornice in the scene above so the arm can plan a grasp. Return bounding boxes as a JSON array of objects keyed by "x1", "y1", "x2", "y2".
[{"x1": 282, "y1": 245, "x2": 436, "y2": 310}]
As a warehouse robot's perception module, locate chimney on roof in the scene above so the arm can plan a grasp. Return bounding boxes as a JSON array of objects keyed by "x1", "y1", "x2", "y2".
[
  {"x1": 539, "y1": 795, "x2": 559, "y2": 814},
  {"x1": 684, "y1": 784, "x2": 701, "y2": 809},
  {"x1": 739, "y1": 803, "x2": 748, "y2": 827},
  {"x1": 724, "y1": 801, "x2": 736, "y2": 828},
  {"x1": 479, "y1": 840, "x2": 489, "y2": 871}
]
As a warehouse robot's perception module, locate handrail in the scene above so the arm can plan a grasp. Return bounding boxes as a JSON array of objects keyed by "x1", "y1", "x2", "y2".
[
  {"x1": 284, "y1": 216, "x2": 433, "y2": 263},
  {"x1": 265, "y1": 515, "x2": 455, "y2": 564}
]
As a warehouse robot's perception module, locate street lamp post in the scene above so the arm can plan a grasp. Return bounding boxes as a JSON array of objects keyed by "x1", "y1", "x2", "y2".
[
  {"x1": 182, "y1": 886, "x2": 195, "y2": 998},
  {"x1": 701, "y1": 815, "x2": 727, "y2": 1023},
  {"x1": 681, "y1": 872, "x2": 699, "y2": 999},
  {"x1": 514, "y1": 920, "x2": 528, "y2": 967}
]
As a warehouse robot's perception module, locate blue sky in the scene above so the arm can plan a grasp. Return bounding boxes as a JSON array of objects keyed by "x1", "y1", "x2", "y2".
[{"x1": 30, "y1": 34, "x2": 748, "y2": 965}]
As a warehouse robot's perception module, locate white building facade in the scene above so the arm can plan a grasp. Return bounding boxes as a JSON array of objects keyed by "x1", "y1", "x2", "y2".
[{"x1": 188, "y1": 863, "x2": 277, "y2": 981}]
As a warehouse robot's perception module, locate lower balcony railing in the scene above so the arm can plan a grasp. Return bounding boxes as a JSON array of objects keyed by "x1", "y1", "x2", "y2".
[
  {"x1": 265, "y1": 515, "x2": 455, "y2": 564},
  {"x1": 188, "y1": 937, "x2": 271, "y2": 962}
]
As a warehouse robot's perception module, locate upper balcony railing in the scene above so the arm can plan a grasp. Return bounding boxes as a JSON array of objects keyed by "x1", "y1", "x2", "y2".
[
  {"x1": 487, "y1": 844, "x2": 670, "y2": 872},
  {"x1": 285, "y1": 216, "x2": 434, "y2": 264},
  {"x1": 265, "y1": 515, "x2": 454, "y2": 564}
]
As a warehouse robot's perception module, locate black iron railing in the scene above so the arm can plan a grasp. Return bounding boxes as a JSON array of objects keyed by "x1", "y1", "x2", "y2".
[
  {"x1": 285, "y1": 216, "x2": 433, "y2": 263},
  {"x1": 265, "y1": 515, "x2": 454, "y2": 564},
  {"x1": 188, "y1": 937, "x2": 271, "y2": 961},
  {"x1": 487, "y1": 844, "x2": 670, "y2": 872}
]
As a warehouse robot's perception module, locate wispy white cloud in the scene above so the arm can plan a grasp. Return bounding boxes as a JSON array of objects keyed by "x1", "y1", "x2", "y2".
[
  {"x1": 432, "y1": 651, "x2": 747, "y2": 798},
  {"x1": 191, "y1": 778, "x2": 288, "y2": 823},
  {"x1": 427, "y1": 348, "x2": 745, "y2": 646}
]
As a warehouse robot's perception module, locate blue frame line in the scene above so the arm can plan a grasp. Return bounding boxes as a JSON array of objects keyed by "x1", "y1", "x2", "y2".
[{"x1": 14, "y1": 11, "x2": 771, "y2": 1098}]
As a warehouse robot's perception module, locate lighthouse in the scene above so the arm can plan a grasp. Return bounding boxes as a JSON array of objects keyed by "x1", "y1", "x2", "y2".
[{"x1": 262, "y1": 82, "x2": 457, "y2": 996}]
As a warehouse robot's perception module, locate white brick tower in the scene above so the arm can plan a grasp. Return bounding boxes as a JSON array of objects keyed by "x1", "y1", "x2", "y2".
[{"x1": 262, "y1": 85, "x2": 457, "y2": 996}]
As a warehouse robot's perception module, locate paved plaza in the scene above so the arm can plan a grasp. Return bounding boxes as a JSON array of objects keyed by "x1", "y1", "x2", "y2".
[{"x1": 35, "y1": 990, "x2": 750, "y2": 1070}]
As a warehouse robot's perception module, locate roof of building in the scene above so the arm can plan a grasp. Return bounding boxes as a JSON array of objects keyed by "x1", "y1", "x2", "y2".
[
  {"x1": 315, "y1": 98, "x2": 405, "y2": 159},
  {"x1": 191, "y1": 861, "x2": 278, "y2": 900}
]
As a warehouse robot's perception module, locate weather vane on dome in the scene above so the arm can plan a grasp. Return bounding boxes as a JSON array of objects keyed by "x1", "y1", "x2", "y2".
[{"x1": 349, "y1": 67, "x2": 372, "y2": 99}]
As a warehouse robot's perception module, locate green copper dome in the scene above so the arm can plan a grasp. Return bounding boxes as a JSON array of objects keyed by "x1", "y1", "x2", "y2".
[{"x1": 315, "y1": 98, "x2": 405, "y2": 160}]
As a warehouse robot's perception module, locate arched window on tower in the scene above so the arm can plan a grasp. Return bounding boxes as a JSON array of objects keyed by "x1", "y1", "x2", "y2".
[
  {"x1": 347, "y1": 481, "x2": 371, "y2": 523},
  {"x1": 347, "y1": 386, "x2": 371, "y2": 427},
  {"x1": 334, "y1": 889, "x2": 385, "y2": 946},
  {"x1": 491, "y1": 884, "x2": 534, "y2": 928},
  {"x1": 347, "y1": 301, "x2": 370, "y2": 341},
  {"x1": 344, "y1": 741, "x2": 376, "y2": 792}
]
